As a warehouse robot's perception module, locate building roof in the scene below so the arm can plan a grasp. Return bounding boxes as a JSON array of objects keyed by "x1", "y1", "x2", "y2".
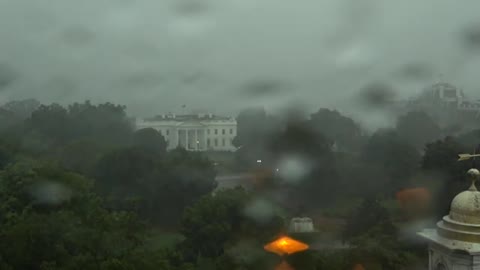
[
  {"x1": 449, "y1": 169, "x2": 480, "y2": 224},
  {"x1": 418, "y1": 169, "x2": 480, "y2": 254},
  {"x1": 144, "y1": 113, "x2": 234, "y2": 122}
]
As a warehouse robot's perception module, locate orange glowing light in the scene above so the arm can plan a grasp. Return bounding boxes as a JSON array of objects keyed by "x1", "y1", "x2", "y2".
[
  {"x1": 264, "y1": 236, "x2": 309, "y2": 256},
  {"x1": 396, "y1": 187, "x2": 431, "y2": 219},
  {"x1": 353, "y1": 263, "x2": 365, "y2": 270},
  {"x1": 275, "y1": 260, "x2": 295, "y2": 270}
]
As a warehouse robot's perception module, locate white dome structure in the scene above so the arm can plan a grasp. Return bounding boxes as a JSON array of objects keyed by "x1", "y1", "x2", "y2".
[{"x1": 419, "y1": 168, "x2": 480, "y2": 270}]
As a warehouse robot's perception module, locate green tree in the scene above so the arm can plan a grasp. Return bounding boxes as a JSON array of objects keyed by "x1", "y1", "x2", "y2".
[
  {"x1": 348, "y1": 230, "x2": 414, "y2": 270},
  {"x1": 422, "y1": 136, "x2": 471, "y2": 219},
  {"x1": 0, "y1": 161, "x2": 164, "y2": 270},
  {"x1": 24, "y1": 101, "x2": 133, "y2": 154},
  {"x1": 233, "y1": 108, "x2": 282, "y2": 168},
  {"x1": 57, "y1": 139, "x2": 107, "y2": 175},
  {"x1": 309, "y1": 108, "x2": 364, "y2": 152},
  {"x1": 0, "y1": 107, "x2": 22, "y2": 132},
  {"x1": 159, "y1": 148, "x2": 217, "y2": 221},
  {"x1": 269, "y1": 121, "x2": 338, "y2": 206},
  {"x1": 342, "y1": 197, "x2": 396, "y2": 242},
  {"x1": 93, "y1": 147, "x2": 217, "y2": 226},
  {"x1": 26, "y1": 103, "x2": 69, "y2": 145},
  {"x1": 93, "y1": 146, "x2": 158, "y2": 210},
  {"x1": 66, "y1": 101, "x2": 133, "y2": 146},
  {"x1": 179, "y1": 188, "x2": 283, "y2": 263},
  {"x1": 132, "y1": 128, "x2": 167, "y2": 156},
  {"x1": 396, "y1": 111, "x2": 441, "y2": 149},
  {"x1": 342, "y1": 198, "x2": 412, "y2": 270},
  {"x1": 0, "y1": 144, "x2": 11, "y2": 170},
  {"x1": 1, "y1": 99, "x2": 41, "y2": 119},
  {"x1": 361, "y1": 129, "x2": 421, "y2": 193}
]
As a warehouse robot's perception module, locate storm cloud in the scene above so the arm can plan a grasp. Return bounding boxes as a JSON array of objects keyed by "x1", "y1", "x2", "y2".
[{"x1": 1, "y1": 0, "x2": 480, "y2": 127}]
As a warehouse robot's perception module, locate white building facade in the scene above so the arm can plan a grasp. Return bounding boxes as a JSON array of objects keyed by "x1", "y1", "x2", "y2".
[
  {"x1": 136, "y1": 113, "x2": 237, "y2": 152},
  {"x1": 419, "y1": 169, "x2": 480, "y2": 270}
]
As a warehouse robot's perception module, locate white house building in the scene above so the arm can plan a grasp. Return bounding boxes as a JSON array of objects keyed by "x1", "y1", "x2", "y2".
[{"x1": 136, "y1": 113, "x2": 237, "y2": 152}]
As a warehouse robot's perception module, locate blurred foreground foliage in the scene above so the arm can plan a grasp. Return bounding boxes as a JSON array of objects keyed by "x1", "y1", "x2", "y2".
[{"x1": 0, "y1": 100, "x2": 478, "y2": 269}]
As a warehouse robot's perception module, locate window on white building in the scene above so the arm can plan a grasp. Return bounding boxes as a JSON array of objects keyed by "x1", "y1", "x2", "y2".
[
  {"x1": 214, "y1": 138, "x2": 218, "y2": 146},
  {"x1": 207, "y1": 139, "x2": 210, "y2": 147},
  {"x1": 207, "y1": 129, "x2": 210, "y2": 135},
  {"x1": 215, "y1": 129, "x2": 218, "y2": 135},
  {"x1": 230, "y1": 129, "x2": 233, "y2": 134},
  {"x1": 166, "y1": 130, "x2": 169, "y2": 135},
  {"x1": 222, "y1": 129, "x2": 225, "y2": 135},
  {"x1": 222, "y1": 138, "x2": 225, "y2": 146}
]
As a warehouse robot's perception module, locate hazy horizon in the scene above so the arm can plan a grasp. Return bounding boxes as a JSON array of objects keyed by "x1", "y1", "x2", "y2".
[{"x1": 1, "y1": 0, "x2": 480, "y2": 129}]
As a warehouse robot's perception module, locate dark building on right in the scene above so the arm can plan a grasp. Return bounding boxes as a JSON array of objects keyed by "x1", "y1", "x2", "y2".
[{"x1": 395, "y1": 82, "x2": 480, "y2": 134}]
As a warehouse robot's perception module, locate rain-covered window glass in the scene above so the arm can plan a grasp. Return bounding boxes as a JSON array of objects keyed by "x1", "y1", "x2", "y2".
[{"x1": 2, "y1": 1, "x2": 480, "y2": 269}]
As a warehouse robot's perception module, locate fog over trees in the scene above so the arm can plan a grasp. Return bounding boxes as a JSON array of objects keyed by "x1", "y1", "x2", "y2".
[
  {"x1": 0, "y1": 96, "x2": 478, "y2": 269},
  {"x1": 2, "y1": 1, "x2": 480, "y2": 269}
]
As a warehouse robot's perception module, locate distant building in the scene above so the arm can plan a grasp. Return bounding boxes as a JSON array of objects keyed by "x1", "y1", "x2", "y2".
[
  {"x1": 405, "y1": 83, "x2": 480, "y2": 113},
  {"x1": 136, "y1": 113, "x2": 237, "y2": 152},
  {"x1": 288, "y1": 217, "x2": 315, "y2": 233},
  {"x1": 396, "y1": 82, "x2": 480, "y2": 131}
]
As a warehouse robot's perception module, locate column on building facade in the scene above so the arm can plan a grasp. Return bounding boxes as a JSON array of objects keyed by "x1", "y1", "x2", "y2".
[
  {"x1": 185, "y1": 129, "x2": 189, "y2": 149},
  {"x1": 176, "y1": 129, "x2": 180, "y2": 148},
  {"x1": 203, "y1": 128, "x2": 208, "y2": 151},
  {"x1": 195, "y1": 129, "x2": 199, "y2": 151}
]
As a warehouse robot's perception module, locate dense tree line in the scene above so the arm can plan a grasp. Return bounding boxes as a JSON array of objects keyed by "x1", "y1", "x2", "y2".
[
  {"x1": 0, "y1": 100, "x2": 224, "y2": 269},
  {"x1": 1, "y1": 98, "x2": 479, "y2": 269}
]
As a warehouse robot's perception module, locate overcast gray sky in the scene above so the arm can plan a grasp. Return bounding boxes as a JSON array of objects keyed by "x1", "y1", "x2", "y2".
[{"x1": 1, "y1": 0, "x2": 480, "y2": 128}]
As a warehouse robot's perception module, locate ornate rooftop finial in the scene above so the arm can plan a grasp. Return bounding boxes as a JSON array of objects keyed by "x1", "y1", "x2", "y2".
[
  {"x1": 458, "y1": 152, "x2": 480, "y2": 191},
  {"x1": 467, "y1": 168, "x2": 480, "y2": 191}
]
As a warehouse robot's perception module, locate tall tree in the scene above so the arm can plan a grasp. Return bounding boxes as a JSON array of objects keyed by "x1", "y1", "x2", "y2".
[
  {"x1": 26, "y1": 101, "x2": 133, "y2": 147},
  {"x1": 233, "y1": 108, "x2": 282, "y2": 168},
  {"x1": 0, "y1": 161, "x2": 164, "y2": 270},
  {"x1": 342, "y1": 197, "x2": 412, "y2": 270},
  {"x1": 396, "y1": 111, "x2": 441, "y2": 149},
  {"x1": 422, "y1": 136, "x2": 471, "y2": 218},
  {"x1": 132, "y1": 128, "x2": 167, "y2": 156},
  {"x1": 233, "y1": 107, "x2": 269, "y2": 148},
  {"x1": 27, "y1": 103, "x2": 69, "y2": 145},
  {"x1": 342, "y1": 197, "x2": 396, "y2": 241},
  {"x1": 1, "y1": 99, "x2": 41, "y2": 119},
  {"x1": 309, "y1": 108, "x2": 364, "y2": 152},
  {"x1": 269, "y1": 121, "x2": 338, "y2": 206},
  {"x1": 179, "y1": 188, "x2": 283, "y2": 262},
  {"x1": 361, "y1": 129, "x2": 421, "y2": 193},
  {"x1": 57, "y1": 139, "x2": 108, "y2": 175},
  {"x1": 66, "y1": 101, "x2": 133, "y2": 146},
  {"x1": 93, "y1": 147, "x2": 217, "y2": 225}
]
